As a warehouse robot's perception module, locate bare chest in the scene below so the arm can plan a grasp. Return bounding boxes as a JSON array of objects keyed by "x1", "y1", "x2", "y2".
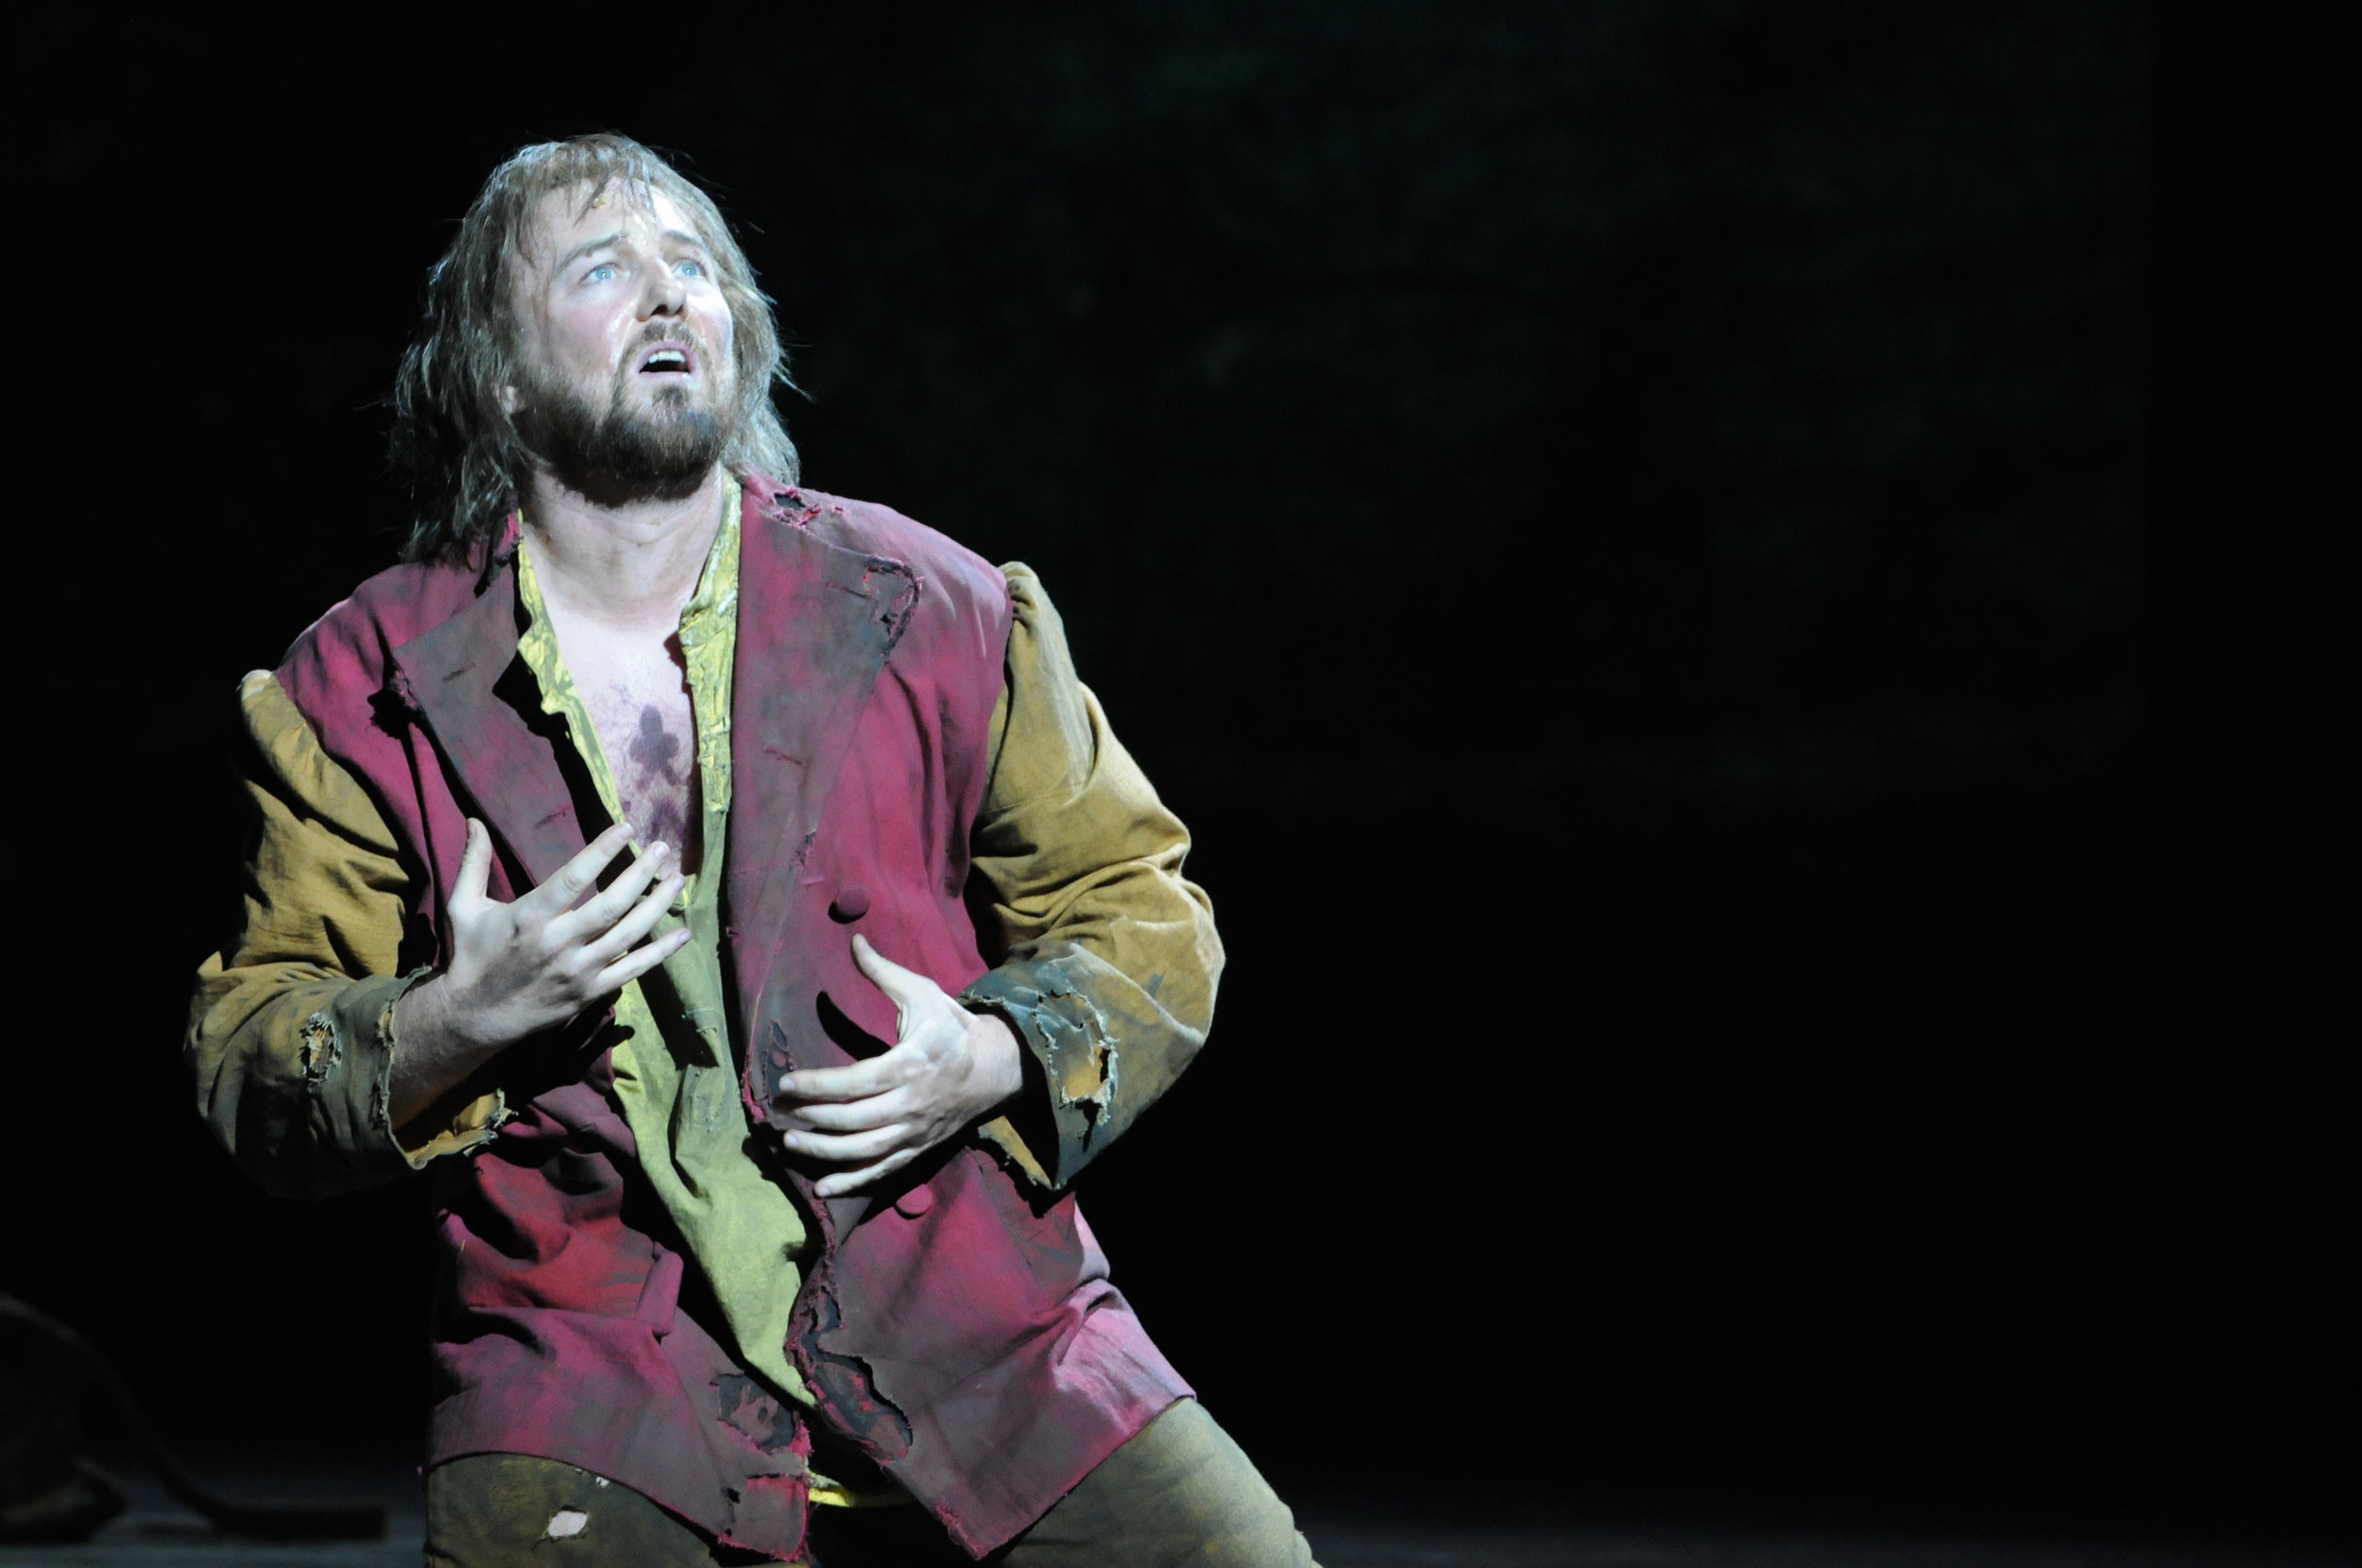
[{"x1": 563, "y1": 637, "x2": 705, "y2": 871}]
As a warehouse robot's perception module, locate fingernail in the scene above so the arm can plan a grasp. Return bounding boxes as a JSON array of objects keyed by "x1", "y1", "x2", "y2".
[{"x1": 777, "y1": 1076, "x2": 795, "y2": 1094}]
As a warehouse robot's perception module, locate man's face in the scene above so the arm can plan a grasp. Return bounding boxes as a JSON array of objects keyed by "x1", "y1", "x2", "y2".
[{"x1": 506, "y1": 180, "x2": 740, "y2": 502}]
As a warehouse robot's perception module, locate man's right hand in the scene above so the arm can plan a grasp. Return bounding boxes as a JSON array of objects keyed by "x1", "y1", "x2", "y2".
[{"x1": 389, "y1": 819, "x2": 687, "y2": 1127}]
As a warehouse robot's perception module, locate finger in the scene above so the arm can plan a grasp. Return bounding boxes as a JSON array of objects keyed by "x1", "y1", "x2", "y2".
[
  {"x1": 581, "y1": 870, "x2": 687, "y2": 964},
  {"x1": 814, "y1": 1148, "x2": 920, "y2": 1198},
  {"x1": 553, "y1": 844, "x2": 675, "y2": 948},
  {"x1": 777, "y1": 1048, "x2": 911, "y2": 1105},
  {"x1": 543, "y1": 839, "x2": 668, "y2": 946},
  {"x1": 780, "y1": 1092, "x2": 910, "y2": 1133},
  {"x1": 589, "y1": 925, "x2": 693, "y2": 995},
  {"x1": 522, "y1": 822, "x2": 639, "y2": 917},
  {"x1": 850, "y1": 933, "x2": 933, "y2": 1016},
  {"x1": 451, "y1": 819, "x2": 491, "y2": 912},
  {"x1": 779, "y1": 1120, "x2": 913, "y2": 1166}
]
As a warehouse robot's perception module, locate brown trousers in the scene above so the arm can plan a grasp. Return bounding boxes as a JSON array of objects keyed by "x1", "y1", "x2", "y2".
[{"x1": 423, "y1": 1398, "x2": 1321, "y2": 1567}]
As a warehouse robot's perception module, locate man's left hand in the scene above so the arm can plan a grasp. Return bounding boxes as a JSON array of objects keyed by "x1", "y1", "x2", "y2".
[{"x1": 773, "y1": 933, "x2": 1024, "y2": 1197}]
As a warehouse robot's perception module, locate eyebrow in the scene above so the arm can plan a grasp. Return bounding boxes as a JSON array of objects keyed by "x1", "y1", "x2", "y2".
[
  {"x1": 554, "y1": 230, "x2": 624, "y2": 274},
  {"x1": 552, "y1": 230, "x2": 711, "y2": 275}
]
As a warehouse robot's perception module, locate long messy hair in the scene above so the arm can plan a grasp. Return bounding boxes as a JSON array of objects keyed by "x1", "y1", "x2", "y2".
[{"x1": 388, "y1": 133, "x2": 799, "y2": 563}]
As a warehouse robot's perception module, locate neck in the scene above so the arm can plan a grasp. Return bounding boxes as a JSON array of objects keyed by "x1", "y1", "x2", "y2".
[{"x1": 520, "y1": 465, "x2": 728, "y2": 630}]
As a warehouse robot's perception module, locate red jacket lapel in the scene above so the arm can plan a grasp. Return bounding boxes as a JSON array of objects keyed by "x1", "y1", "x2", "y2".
[
  {"x1": 388, "y1": 560, "x2": 593, "y2": 897},
  {"x1": 725, "y1": 483, "x2": 918, "y2": 1020}
]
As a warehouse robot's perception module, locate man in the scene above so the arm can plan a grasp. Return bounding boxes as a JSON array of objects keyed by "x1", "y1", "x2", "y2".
[{"x1": 189, "y1": 133, "x2": 1317, "y2": 1567}]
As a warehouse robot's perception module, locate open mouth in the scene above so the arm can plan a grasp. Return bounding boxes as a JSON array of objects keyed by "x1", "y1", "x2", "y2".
[{"x1": 638, "y1": 346, "x2": 693, "y2": 375}]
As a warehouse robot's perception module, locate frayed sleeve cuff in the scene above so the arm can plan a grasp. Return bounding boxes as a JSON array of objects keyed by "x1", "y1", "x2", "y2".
[
  {"x1": 960, "y1": 959, "x2": 1125, "y2": 1190},
  {"x1": 314, "y1": 967, "x2": 505, "y2": 1174}
]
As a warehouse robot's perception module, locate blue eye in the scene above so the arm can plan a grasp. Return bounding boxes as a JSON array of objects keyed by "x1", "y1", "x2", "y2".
[
  {"x1": 585, "y1": 264, "x2": 617, "y2": 283},
  {"x1": 676, "y1": 259, "x2": 707, "y2": 279}
]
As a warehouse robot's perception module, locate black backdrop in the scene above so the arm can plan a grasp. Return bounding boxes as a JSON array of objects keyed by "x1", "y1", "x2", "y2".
[{"x1": 10, "y1": 0, "x2": 2341, "y2": 1544}]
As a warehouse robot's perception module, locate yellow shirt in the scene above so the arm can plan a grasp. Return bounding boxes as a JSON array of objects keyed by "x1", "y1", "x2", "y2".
[{"x1": 512, "y1": 475, "x2": 814, "y2": 1411}]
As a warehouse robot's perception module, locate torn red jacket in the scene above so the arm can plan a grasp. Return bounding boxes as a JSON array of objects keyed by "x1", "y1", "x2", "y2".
[{"x1": 189, "y1": 480, "x2": 1212, "y2": 1560}]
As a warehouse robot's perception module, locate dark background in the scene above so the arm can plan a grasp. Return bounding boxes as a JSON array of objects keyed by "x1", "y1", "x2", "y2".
[{"x1": 11, "y1": 0, "x2": 2343, "y2": 1549}]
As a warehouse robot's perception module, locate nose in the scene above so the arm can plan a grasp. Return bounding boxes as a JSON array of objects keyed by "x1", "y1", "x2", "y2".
[{"x1": 642, "y1": 263, "x2": 687, "y2": 318}]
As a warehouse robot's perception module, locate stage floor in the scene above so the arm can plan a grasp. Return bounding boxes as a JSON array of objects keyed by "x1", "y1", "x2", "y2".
[{"x1": 0, "y1": 1459, "x2": 2344, "y2": 1567}]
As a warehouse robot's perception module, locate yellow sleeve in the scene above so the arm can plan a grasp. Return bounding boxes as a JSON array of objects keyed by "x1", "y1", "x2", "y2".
[
  {"x1": 964, "y1": 565, "x2": 1224, "y2": 1188},
  {"x1": 185, "y1": 672, "x2": 503, "y2": 1200}
]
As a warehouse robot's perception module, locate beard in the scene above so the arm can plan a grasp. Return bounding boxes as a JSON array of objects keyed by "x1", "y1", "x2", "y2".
[{"x1": 514, "y1": 354, "x2": 736, "y2": 507}]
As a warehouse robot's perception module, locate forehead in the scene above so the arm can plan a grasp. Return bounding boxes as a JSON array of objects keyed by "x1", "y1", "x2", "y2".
[{"x1": 516, "y1": 179, "x2": 704, "y2": 268}]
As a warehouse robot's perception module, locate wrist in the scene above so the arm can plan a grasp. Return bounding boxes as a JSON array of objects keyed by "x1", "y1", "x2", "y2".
[
  {"x1": 391, "y1": 971, "x2": 446, "y2": 1050},
  {"x1": 395, "y1": 970, "x2": 498, "y2": 1063},
  {"x1": 967, "y1": 1009, "x2": 1025, "y2": 1114}
]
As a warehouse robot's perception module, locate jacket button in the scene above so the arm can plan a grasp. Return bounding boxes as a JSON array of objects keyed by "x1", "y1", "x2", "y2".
[
  {"x1": 894, "y1": 1184, "x2": 935, "y2": 1219},
  {"x1": 828, "y1": 884, "x2": 871, "y2": 923}
]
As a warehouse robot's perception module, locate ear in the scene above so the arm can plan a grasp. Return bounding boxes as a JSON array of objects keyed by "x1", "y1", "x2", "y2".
[{"x1": 499, "y1": 383, "x2": 522, "y2": 415}]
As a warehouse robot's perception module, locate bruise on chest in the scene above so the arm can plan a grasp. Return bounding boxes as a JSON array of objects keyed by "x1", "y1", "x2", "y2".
[{"x1": 579, "y1": 655, "x2": 703, "y2": 872}]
